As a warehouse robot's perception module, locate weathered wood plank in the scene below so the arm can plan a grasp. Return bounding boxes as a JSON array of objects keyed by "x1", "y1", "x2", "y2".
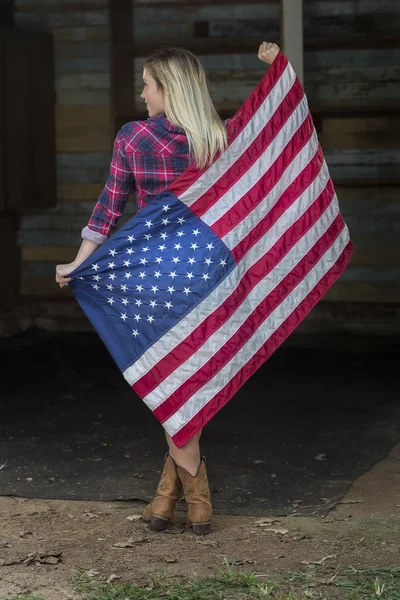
[
  {"x1": 20, "y1": 276, "x2": 72, "y2": 297},
  {"x1": 56, "y1": 152, "x2": 111, "y2": 183},
  {"x1": 57, "y1": 152, "x2": 110, "y2": 169},
  {"x1": 57, "y1": 89, "x2": 110, "y2": 105},
  {"x1": 134, "y1": 0, "x2": 400, "y2": 15},
  {"x1": 325, "y1": 150, "x2": 400, "y2": 183},
  {"x1": 55, "y1": 42, "x2": 108, "y2": 59},
  {"x1": 55, "y1": 58, "x2": 109, "y2": 74},
  {"x1": 335, "y1": 186, "x2": 400, "y2": 210},
  {"x1": 14, "y1": 10, "x2": 108, "y2": 28},
  {"x1": 22, "y1": 246, "x2": 78, "y2": 262},
  {"x1": 350, "y1": 244, "x2": 400, "y2": 267},
  {"x1": 324, "y1": 281, "x2": 400, "y2": 303},
  {"x1": 56, "y1": 72, "x2": 110, "y2": 90},
  {"x1": 203, "y1": 14, "x2": 400, "y2": 39},
  {"x1": 15, "y1": 0, "x2": 106, "y2": 11},
  {"x1": 135, "y1": 0, "x2": 278, "y2": 5},
  {"x1": 303, "y1": 0, "x2": 400, "y2": 18},
  {"x1": 56, "y1": 106, "x2": 112, "y2": 152},
  {"x1": 56, "y1": 166, "x2": 109, "y2": 184},
  {"x1": 19, "y1": 204, "x2": 136, "y2": 230},
  {"x1": 55, "y1": 72, "x2": 110, "y2": 105},
  {"x1": 318, "y1": 116, "x2": 400, "y2": 150},
  {"x1": 51, "y1": 26, "x2": 108, "y2": 44},
  {"x1": 57, "y1": 183, "x2": 104, "y2": 201},
  {"x1": 133, "y1": 4, "x2": 279, "y2": 25},
  {"x1": 19, "y1": 231, "x2": 84, "y2": 246}
]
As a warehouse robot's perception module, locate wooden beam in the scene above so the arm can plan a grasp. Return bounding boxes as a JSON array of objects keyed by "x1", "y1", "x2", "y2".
[
  {"x1": 108, "y1": 0, "x2": 134, "y2": 132},
  {"x1": 281, "y1": 0, "x2": 303, "y2": 83},
  {"x1": 0, "y1": 36, "x2": 6, "y2": 210},
  {"x1": 0, "y1": 0, "x2": 14, "y2": 26}
]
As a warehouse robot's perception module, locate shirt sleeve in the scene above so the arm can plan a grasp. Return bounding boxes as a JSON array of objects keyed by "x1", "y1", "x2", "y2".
[{"x1": 82, "y1": 127, "x2": 135, "y2": 244}]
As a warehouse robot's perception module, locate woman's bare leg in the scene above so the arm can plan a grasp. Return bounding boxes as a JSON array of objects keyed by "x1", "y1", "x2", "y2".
[{"x1": 165, "y1": 429, "x2": 202, "y2": 476}]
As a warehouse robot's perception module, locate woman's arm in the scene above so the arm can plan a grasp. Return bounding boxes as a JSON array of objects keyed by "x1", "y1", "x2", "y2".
[{"x1": 55, "y1": 126, "x2": 135, "y2": 288}]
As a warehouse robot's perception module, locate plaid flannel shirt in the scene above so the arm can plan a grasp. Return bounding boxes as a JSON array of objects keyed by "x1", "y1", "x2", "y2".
[{"x1": 82, "y1": 115, "x2": 193, "y2": 244}]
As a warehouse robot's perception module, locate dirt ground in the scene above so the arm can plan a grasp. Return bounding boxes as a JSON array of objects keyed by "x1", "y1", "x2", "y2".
[{"x1": 0, "y1": 443, "x2": 399, "y2": 600}]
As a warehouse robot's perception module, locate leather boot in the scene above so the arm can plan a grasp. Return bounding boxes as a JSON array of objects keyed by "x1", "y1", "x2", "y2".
[
  {"x1": 177, "y1": 457, "x2": 212, "y2": 536},
  {"x1": 143, "y1": 454, "x2": 181, "y2": 530}
]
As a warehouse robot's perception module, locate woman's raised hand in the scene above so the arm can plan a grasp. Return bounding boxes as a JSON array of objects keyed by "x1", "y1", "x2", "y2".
[{"x1": 258, "y1": 41, "x2": 280, "y2": 65}]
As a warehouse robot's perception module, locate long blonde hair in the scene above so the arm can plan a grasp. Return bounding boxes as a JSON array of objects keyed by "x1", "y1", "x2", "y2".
[{"x1": 143, "y1": 46, "x2": 227, "y2": 170}]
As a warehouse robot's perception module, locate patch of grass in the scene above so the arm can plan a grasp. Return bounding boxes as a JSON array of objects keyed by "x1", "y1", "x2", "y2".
[
  {"x1": 70, "y1": 562, "x2": 400, "y2": 600},
  {"x1": 73, "y1": 559, "x2": 276, "y2": 599},
  {"x1": 334, "y1": 566, "x2": 400, "y2": 599},
  {"x1": 278, "y1": 565, "x2": 400, "y2": 599},
  {"x1": 5, "y1": 597, "x2": 46, "y2": 600}
]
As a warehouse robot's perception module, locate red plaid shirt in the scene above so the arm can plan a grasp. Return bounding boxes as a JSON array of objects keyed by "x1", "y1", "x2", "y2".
[{"x1": 82, "y1": 115, "x2": 193, "y2": 244}]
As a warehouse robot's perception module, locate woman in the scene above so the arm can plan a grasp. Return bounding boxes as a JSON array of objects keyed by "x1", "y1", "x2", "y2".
[{"x1": 56, "y1": 41, "x2": 280, "y2": 535}]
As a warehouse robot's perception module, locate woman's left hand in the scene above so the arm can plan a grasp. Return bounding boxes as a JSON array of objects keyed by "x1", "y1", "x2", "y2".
[
  {"x1": 56, "y1": 262, "x2": 76, "y2": 288},
  {"x1": 258, "y1": 41, "x2": 280, "y2": 65}
]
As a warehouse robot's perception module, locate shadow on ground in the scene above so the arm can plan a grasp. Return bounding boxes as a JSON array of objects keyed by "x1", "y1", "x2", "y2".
[{"x1": 0, "y1": 329, "x2": 399, "y2": 516}]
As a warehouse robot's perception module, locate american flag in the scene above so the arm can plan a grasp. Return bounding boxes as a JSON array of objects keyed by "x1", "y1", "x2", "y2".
[{"x1": 70, "y1": 52, "x2": 354, "y2": 448}]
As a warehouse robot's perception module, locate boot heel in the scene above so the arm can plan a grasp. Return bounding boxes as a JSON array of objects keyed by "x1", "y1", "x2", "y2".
[
  {"x1": 192, "y1": 522, "x2": 211, "y2": 536},
  {"x1": 150, "y1": 514, "x2": 169, "y2": 531}
]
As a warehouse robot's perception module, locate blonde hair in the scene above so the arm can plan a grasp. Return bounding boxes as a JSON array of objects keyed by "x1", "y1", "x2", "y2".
[{"x1": 143, "y1": 46, "x2": 227, "y2": 170}]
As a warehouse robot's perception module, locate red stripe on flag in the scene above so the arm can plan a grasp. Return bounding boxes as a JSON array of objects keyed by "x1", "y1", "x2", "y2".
[
  {"x1": 168, "y1": 53, "x2": 290, "y2": 200},
  {"x1": 231, "y1": 144, "x2": 328, "y2": 262},
  {"x1": 210, "y1": 112, "x2": 315, "y2": 242},
  {"x1": 188, "y1": 78, "x2": 304, "y2": 218},
  {"x1": 153, "y1": 212, "x2": 345, "y2": 424},
  {"x1": 171, "y1": 238, "x2": 354, "y2": 448},
  {"x1": 132, "y1": 183, "x2": 335, "y2": 401}
]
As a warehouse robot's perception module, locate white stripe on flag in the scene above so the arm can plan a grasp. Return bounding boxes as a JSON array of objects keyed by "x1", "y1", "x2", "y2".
[
  {"x1": 163, "y1": 226, "x2": 350, "y2": 437},
  {"x1": 202, "y1": 96, "x2": 310, "y2": 227},
  {"x1": 179, "y1": 64, "x2": 297, "y2": 206},
  {"x1": 143, "y1": 196, "x2": 340, "y2": 411},
  {"x1": 222, "y1": 132, "x2": 321, "y2": 249},
  {"x1": 123, "y1": 165, "x2": 335, "y2": 387}
]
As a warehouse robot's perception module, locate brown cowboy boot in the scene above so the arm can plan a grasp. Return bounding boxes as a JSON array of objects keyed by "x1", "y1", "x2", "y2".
[
  {"x1": 177, "y1": 457, "x2": 212, "y2": 536},
  {"x1": 143, "y1": 454, "x2": 181, "y2": 530}
]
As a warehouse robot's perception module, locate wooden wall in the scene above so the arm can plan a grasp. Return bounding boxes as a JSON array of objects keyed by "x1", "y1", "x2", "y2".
[{"x1": 10, "y1": 0, "x2": 400, "y2": 335}]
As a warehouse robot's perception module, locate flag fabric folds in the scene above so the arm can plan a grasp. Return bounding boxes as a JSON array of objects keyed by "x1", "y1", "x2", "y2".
[{"x1": 70, "y1": 52, "x2": 354, "y2": 448}]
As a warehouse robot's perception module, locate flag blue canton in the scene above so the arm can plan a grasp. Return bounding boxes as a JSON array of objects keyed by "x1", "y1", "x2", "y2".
[{"x1": 70, "y1": 191, "x2": 236, "y2": 372}]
